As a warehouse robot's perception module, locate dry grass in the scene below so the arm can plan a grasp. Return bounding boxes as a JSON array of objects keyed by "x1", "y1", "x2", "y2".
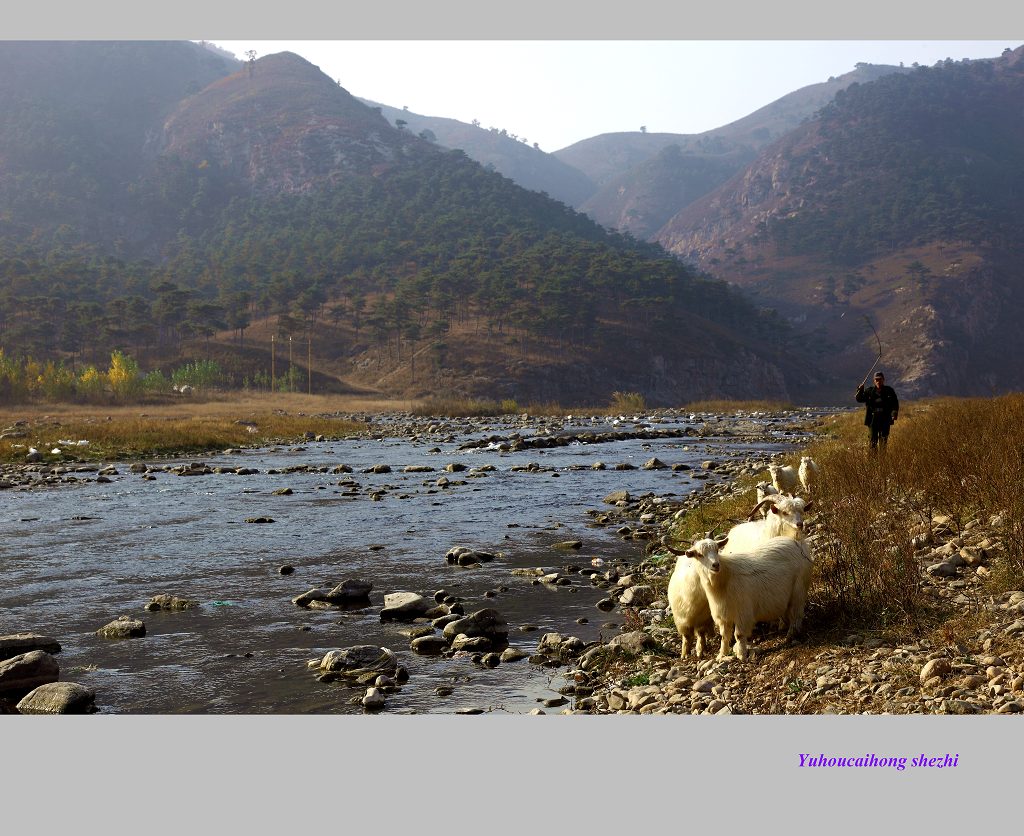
[
  {"x1": 681, "y1": 399, "x2": 794, "y2": 413},
  {"x1": 669, "y1": 489, "x2": 761, "y2": 545},
  {"x1": 662, "y1": 394, "x2": 1024, "y2": 636},
  {"x1": 0, "y1": 392, "x2": 413, "y2": 462},
  {"x1": 813, "y1": 394, "x2": 1024, "y2": 600},
  {"x1": 410, "y1": 396, "x2": 523, "y2": 417}
]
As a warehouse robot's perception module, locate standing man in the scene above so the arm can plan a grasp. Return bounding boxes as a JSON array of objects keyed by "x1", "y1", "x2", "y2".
[{"x1": 856, "y1": 371, "x2": 899, "y2": 451}]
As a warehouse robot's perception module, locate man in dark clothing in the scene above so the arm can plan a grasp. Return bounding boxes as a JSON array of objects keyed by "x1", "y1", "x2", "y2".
[{"x1": 856, "y1": 371, "x2": 899, "y2": 450}]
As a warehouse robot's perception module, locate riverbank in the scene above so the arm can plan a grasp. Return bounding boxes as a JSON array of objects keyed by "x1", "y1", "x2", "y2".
[{"x1": 554, "y1": 399, "x2": 1024, "y2": 715}]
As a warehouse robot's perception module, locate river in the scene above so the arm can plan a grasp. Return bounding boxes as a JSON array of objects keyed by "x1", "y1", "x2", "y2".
[{"x1": 0, "y1": 411, "x2": 814, "y2": 714}]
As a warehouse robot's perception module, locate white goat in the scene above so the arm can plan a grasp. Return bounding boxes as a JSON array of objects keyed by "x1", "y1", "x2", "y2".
[
  {"x1": 675, "y1": 536, "x2": 813, "y2": 661},
  {"x1": 721, "y1": 494, "x2": 812, "y2": 555},
  {"x1": 666, "y1": 550, "x2": 715, "y2": 659},
  {"x1": 798, "y1": 456, "x2": 820, "y2": 495},
  {"x1": 767, "y1": 463, "x2": 800, "y2": 495}
]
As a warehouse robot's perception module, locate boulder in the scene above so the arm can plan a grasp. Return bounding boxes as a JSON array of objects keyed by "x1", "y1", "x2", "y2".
[
  {"x1": 320, "y1": 646, "x2": 399, "y2": 677},
  {"x1": 0, "y1": 650, "x2": 60, "y2": 695},
  {"x1": 293, "y1": 588, "x2": 331, "y2": 607},
  {"x1": 96, "y1": 616, "x2": 146, "y2": 639},
  {"x1": 380, "y1": 592, "x2": 432, "y2": 621},
  {"x1": 0, "y1": 633, "x2": 62, "y2": 662},
  {"x1": 920, "y1": 658, "x2": 953, "y2": 683},
  {"x1": 499, "y1": 647, "x2": 529, "y2": 663},
  {"x1": 326, "y1": 579, "x2": 373, "y2": 603},
  {"x1": 410, "y1": 635, "x2": 448, "y2": 655},
  {"x1": 361, "y1": 687, "x2": 386, "y2": 710},
  {"x1": 17, "y1": 682, "x2": 96, "y2": 714},
  {"x1": 450, "y1": 634, "x2": 492, "y2": 652},
  {"x1": 441, "y1": 608, "x2": 508, "y2": 644},
  {"x1": 293, "y1": 579, "x2": 373, "y2": 608},
  {"x1": 446, "y1": 546, "x2": 496, "y2": 565},
  {"x1": 608, "y1": 631, "x2": 654, "y2": 655},
  {"x1": 145, "y1": 595, "x2": 198, "y2": 611},
  {"x1": 620, "y1": 585, "x2": 656, "y2": 607}
]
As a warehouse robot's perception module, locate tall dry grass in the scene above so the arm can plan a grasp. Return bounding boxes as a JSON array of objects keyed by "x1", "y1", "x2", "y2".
[
  {"x1": 681, "y1": 399, "x2": 794, "y2": 413},
  {"x1": 810, "y1": 394, "x2": 1024, "y2": 626}
]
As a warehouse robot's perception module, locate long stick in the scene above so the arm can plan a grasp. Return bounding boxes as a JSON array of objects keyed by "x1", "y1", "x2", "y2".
[{"x1": 857, "y1": 314, "x2": 883, "y2": 390}]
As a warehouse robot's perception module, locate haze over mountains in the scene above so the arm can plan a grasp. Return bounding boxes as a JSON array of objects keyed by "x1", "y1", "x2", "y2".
[{"x1": 2, "y1": 40, "x2": 1023, "y2": 404}]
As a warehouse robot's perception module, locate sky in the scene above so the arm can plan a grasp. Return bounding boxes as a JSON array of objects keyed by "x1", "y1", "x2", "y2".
[{"x1": 207, "y1": 40, "x2": 1018, "y2": 151}]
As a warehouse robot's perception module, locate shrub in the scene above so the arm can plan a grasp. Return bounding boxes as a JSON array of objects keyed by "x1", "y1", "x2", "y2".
[
  {"x1": 141, "y1": 370, "x2": 173, "y2": 393},
  {"x1": 39, "y1": 361, "x2": 77, "y2": 401},
  {"x1": 171, "y1": 359, "x2": 223, "y2": 390},
  {"x1": 77, "y1": 366, "x2": 108, "y2": 403},
  {"x1": 609, "y1": 391, "x2": 646, "y2": 413}
]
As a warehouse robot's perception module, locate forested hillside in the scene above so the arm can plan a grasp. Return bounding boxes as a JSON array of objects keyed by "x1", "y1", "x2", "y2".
[{"x1": 0, "y1": 43, "x2": 796, "y2": 405}]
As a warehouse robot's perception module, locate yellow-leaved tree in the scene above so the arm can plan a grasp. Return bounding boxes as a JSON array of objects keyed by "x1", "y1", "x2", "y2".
[{"x1": 107, "y1": 351, "x2": 141, "y2": 401}]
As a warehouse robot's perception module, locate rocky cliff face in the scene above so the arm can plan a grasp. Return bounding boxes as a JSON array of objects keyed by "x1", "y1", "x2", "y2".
[{"x1": 649, "y1": 49, "x2": 1024, "y2": 402}]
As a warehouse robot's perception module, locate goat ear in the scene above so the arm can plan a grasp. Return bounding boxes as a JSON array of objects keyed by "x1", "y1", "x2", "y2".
[
  {"x1": 714, "y1": 536, "x2": 729, "y2": 548},
  {"x1": 684, "y1": 549, "x2": 698, "y2": 558},
  {"x1": 770, "y1": 504, "x2": 780, "y2": 515},
  {"x1": 803, "y1": 501, "x2": 813, "y2": 513}
]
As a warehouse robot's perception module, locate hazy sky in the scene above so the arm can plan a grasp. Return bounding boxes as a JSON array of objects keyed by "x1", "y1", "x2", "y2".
[{"x1": 208, "y1": 40, "x2": 1017, "y2": 151}]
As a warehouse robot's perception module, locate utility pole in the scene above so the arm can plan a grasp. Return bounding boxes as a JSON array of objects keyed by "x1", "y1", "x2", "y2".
[
  {"x1": 288, "y1": 336, "x2": 293, "y2": 392},
  {"x1": 307, "y1": 336, "x2": 312, "y2": 395},
  {"x1": 271, "y1": 334, "x2": 275, "y2": 392}
]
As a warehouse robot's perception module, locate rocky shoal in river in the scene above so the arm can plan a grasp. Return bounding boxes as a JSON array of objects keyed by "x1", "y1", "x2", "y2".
[{"x1": 0, "y1": 407, "x2": 825, "y2": 491}]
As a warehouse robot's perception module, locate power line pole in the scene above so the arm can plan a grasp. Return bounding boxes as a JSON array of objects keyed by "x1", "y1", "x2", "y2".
[
  {"x1": 271, "y1": 334, "x2": 275, "y2": 392},
  {"x1": 288, "y1": 335, "x2": 293, "y2": 392},
  {"x1": 307, "y1": 335, "x2": 312, "y2": 395}
]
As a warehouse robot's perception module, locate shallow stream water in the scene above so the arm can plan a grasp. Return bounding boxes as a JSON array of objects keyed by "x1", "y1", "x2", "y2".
[{"x1": 0, "y1": 414, "x2": 809, "y2": 714}]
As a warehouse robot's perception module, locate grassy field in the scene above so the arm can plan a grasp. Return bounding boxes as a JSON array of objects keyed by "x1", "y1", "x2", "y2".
[{"x1": 0, "y1": 392, "x2": 416, "y2": 463}]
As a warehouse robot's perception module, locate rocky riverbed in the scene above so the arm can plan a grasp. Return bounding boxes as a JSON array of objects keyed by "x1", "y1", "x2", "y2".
[{"x1": 518, "y1": 474, "x2": 1024, "y2": 716}]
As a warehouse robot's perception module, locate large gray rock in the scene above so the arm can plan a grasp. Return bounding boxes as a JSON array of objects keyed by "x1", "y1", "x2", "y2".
[
  {"x1": 292, "y1": 579, "x2": 374, "y2": 608},
  {"x1": 0, "y1": 650, "x2": 60, "y2": 695},
  {"x1": 17, "y1": 682, "x2": 96, "y2": 714},
  {"x1": 411, "y1": 635, "x2": 448, "y2": 655},
  {"x1": 361, "y1": 687, "x2": 386, "y2": 710},
  {"x1": 441, "y1": 608, "x2": 508, "y2": 643},
  {"x1": 0, "y1": 633, "x2": 62, "y2": 662},
  {"x1": 319, "y1": 646, "x2": 398, "y2": 677},
  {"x1": 145, "y1": 595, "x2": 198, "y2": 611},
  {"x1": 325, "y1": 579, "x2": 373, "y2": 603},
  {"x1": 450, "y1": 635, "x2": 492, "y2": 652},
  {"x1": 620, "y1": 585, "x2": 656, "y2": 607},
  {"x1": 608, "y1": 631, "x2": 654, "y2": 655},
  {"x1": 445, "y1": 546, "x2": 496, "y2": 565},
  {"x1": 380, "y1": 592, "x2": 432, "y2": 621},
  {"x1": 920, "y1": 658, "x2": 953, "y2": 683},
  {"x1": 96, "y1": 616, "x2": 146, "y2": 639}
]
